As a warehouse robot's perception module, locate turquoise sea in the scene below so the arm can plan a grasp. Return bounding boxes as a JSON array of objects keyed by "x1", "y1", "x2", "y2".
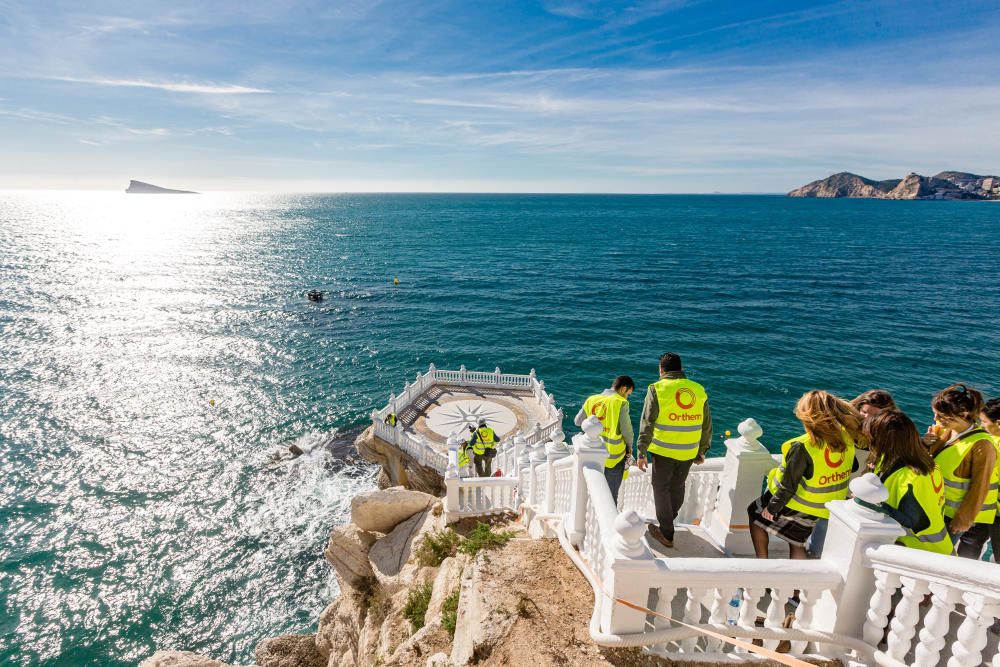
[{"x1": 1, "y1": 192, "x2": 998, "y2": 666}]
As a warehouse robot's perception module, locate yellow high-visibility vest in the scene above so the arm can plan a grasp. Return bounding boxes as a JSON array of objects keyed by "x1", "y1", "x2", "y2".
[
  {"x1": 882, "y1": 465, "x2": 953, "y2": 555},
  {"x1": 768, "y1": 432, "x2": 855, "y2": 518},
  {"x1": 471, "y1": 427, "x2": 496, "y2": 456},
  {"x1": 935, "y1": 428, "x2": 999, "y2": 524},
  {"x1": 646, "y1": 378, "x2": 707, "y2": 461},
  {"x1": 583, "y1": 392, "x2": 629, "y2": 468}
]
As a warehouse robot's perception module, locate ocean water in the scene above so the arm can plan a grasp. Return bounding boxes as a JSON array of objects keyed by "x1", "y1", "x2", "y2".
[{"x1": 1, "y1": 192, "x2": 998, "y2": 666}]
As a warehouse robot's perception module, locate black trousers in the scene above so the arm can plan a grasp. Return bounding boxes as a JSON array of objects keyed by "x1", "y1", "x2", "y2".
[
  {"x1": 945, "y1": 516, "x2": 990, "y2": 559},
  {"x1": 650, "y1": 453, "x2": 695, "y2": 540},
  {"x1": 474, "y1": 454, "x2": 493, "y2": 478}
]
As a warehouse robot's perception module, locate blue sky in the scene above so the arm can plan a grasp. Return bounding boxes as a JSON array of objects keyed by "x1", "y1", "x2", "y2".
[{"x1": 1, "y1": 0, "x2": 998, "y2": 192}]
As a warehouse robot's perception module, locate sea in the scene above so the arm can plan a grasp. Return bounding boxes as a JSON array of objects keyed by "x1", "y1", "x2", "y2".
[{"x1": 1, "y1": 192, "x2": 997, "y2": 666}]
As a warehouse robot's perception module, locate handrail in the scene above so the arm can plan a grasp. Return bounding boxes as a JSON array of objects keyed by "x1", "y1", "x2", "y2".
[{"x1": 866, "y1": 543, "x2": 1000, "y2": 594}]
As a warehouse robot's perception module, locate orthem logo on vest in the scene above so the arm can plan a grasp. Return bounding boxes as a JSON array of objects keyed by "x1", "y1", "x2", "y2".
[
  {"x1": 824, "y1": 448, "x2": 846, "y2": 468},
  {"x1": 675, "y1": 388, "x2": 696, "y2": 410},
  {"x1": 931, "y1": 471, "x2": 943, "y2": 494},
  {"x1": 589, "y1": 401, "x2": 608, "y2": 424},
  {"x1": 818, "y1": 470, "x2": 850, "y2": 486}
]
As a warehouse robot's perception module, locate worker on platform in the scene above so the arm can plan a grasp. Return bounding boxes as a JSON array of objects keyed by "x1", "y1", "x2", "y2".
[
  {"x1": 636, "y1": 353, "x2": 712, "y2": 549},
  {"x1": 575, "y1": 375, "x2": 635, "y2": 504},
  {"x1": 865, "y1": 409, "x2": 953, "y2": 554},
  {"x1": 468, "y1": 419, "x2": 497, "y2": 477},
  {"x1": 979, "y1": 397, "x2": 1000, "y2": 563},
  {"x1": 923, "y1": 384, "x2": 998, "y2": 559},
  {"x1": 384, "y1": 413, "x2": 398, "y2": 427}
]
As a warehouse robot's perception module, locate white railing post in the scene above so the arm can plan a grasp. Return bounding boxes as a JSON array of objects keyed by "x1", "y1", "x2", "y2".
[
  {"x1": 603, "y1": 511, "x2": 657, "y2": 634},
  {"x1": 568, "y1": 416, "x2": 608, "y2": 547},
  {"x1": 813, "y1": 494, "x2": 905, "y2": 639},
  {"x1": 513, "y1": 436, "x2": 526, "y2": 476},
  {"x1": 459, "y1": 364, "x2": 466, "y2": 383},
  {"x1": 494, "y1": 366, "x2": 501, "y2": 386},
  {"x1": 445, "y1": 441, "x2": 461, "y2": 522},
  {"x1": 705, "y1": 418, "x2": 778, "y2": 556}
]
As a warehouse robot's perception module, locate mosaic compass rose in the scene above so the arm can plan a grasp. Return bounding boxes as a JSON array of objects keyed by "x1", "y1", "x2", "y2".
[{"x1": 425, "y1": 399, "x2": 517, "y2": 438}]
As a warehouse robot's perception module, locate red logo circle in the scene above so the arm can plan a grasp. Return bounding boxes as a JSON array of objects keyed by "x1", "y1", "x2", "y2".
[
  {"x1": 824, "y1": 448, "x2": 845, "y2": 468},
  {"x1": 675, "y1": 388, "x2": 696, "y2": 410}
]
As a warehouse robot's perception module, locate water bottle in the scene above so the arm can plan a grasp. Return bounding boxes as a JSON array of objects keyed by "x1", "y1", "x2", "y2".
[{"x1": 726, "y1": 591, "x2": 741, "y2": 625}]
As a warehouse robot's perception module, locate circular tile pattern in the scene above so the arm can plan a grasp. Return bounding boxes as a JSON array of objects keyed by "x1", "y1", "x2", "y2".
[{"x1": 425, "y1": 399, "x2": 518, "y2": 439}]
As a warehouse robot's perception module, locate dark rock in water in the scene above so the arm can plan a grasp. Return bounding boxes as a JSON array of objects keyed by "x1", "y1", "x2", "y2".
[
  {"x1": 288, "y1": 443, "x2": 305, "y2": 457},
  {"x1": 307, "y1": 290, "x2": 324, "y2": 302},
  {"x1": 125, "y1": 180, "x2": 198, "y2": 194}
]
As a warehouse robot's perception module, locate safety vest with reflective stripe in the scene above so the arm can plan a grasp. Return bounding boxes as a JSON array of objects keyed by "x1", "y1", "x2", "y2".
[
  {"x1": 646, "y1": 378, "x2": 707, "y2": 461},
  {"x1": 470, "y1": 427, "x2": 496, "y2": 456},
  {"x1": 935, "y1": 429, "x2": 999, "y2": 524},
  {"x1": 882, "y1": 465, "x2": 953, "y2": 555},
  {"x1": 767, "y1": 432, "x2": 856, "y2": 518},
  {"x1": 583, "y1": 392, "x2": 629, "y2": 469},
  {"x1": 457, "y1": 445, "x2": 470, "y2": 468}
]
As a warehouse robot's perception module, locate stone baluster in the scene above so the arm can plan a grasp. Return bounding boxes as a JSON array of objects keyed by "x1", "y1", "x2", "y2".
[
  {"x1": 947, "y1": 595, "x2": 1000, "y2": 667},
  {"x1": 762, "y1": 587, "x2": 785, "y2": 650},
  {"x1": 444, "y1": 436, "x2": 461, "y2": 521},
  {"x1": 513, "y1": 435, "x2": 526, "y2": 476},
  {"x1": 459, "y1": 364, "x2": 466, "y2": 383},
  {"x1": 494, "y1": 366, "x2": 501, "y2": 386},
  {"x1": 568, "y1": 416, "x2": 609, "y2": 546},
  {"x1": 862, "y1": 569, "x2": 901, "y2": 648},
  {"x1": 913, "y1": 584, "x2": 961, "y2": 666},
  {"x1": 705, "y1": 588, "x2": 728, "y2": 652},
  {"x1": 736, "y1": 588, "x2": 761, "y2": 653},
  {"x1": 680, "y1": 588, "x2": 707, "y2": 652},
  {"x1": 654, "y1": 585, "x2": 676, "y2": 636},
  {"x1": 543, "y1": 435, "x2": 570, "y2": 514},
  {"x1": 885, "y1": 576, "x2": 930, "y2": 662},
  {"x1": 790, "y1": 588, "x2": 815, "y2": 654}
]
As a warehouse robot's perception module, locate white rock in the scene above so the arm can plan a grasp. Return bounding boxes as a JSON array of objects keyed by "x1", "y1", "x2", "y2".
[
  {"x1": 369, "y1": 508, "x2": 436, "y2": 587},
  {"x1": 426, "y1": 555, "x2": 463, "y2": 621},
  {"x1": 324, "y1": 523, "x2": 377, "y2": 588},
  {"x1": 426, "y1": 652, "x2": 451, "y2": 667},
  {"x1": 351, "y1": 486, "x2": 437, "y2": 534}
]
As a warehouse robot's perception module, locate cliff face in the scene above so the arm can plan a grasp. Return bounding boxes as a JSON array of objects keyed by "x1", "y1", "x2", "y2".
[
  {"x1": 788, "y1": 170, "x2": 999, "y2": 200},
  {"x1": 125, "y1": 180, "x2": 198, "y2": 194}
]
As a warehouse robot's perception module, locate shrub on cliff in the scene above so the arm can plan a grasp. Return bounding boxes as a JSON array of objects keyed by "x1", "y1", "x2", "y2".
[
  {"x1": 403, "y1": 582, "x2": 433, "y2": 631},
  {"x1": 441, "y1": 590, "x2": 460, "y2": 638},
  {"x1": 458, "y1": 523, "x2": 514, "y2": 557},
  {"x1": 415, "y1": 528, "x2": 461, "y2": 566}
]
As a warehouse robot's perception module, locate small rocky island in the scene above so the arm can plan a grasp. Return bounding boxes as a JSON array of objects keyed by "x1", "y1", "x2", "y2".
[
  {"x1": 788, "y1": 170, "x2": 1000, "y2": 200},
  {"x1": 125, "y1": 180, "x2": 198, "y2": 194}
]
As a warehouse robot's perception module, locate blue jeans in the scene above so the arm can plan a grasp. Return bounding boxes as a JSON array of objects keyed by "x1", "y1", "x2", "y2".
[
  {"x1": 807, "y1": 518, "x2": 828, "y2": 558},
  {"x1": 605, "y1": 457, "x2": 627, "y2": 506}
]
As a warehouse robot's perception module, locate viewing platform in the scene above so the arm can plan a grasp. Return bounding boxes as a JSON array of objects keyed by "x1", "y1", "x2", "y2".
[{"x1": 366, "y1": 366, "x2": 1000, "y2": 666}]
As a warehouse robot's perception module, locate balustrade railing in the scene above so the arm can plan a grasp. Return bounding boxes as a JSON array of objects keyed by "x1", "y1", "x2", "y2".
[{"x1": 617, "y1": 459, "x2": 724, "y2": 526}]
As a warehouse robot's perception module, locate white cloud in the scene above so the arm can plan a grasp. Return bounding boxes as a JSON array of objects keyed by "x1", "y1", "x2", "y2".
[{"x1": 49, "y1": 76, "x2": 270, "y2": 94}]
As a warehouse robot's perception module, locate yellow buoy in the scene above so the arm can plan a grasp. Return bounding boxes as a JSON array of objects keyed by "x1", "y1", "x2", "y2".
[
  {"x1": 393, "y1": 277, "x2": 399, "y2": 285},
  {"x1": 209, "y1": 399, "x2": 215, "y2": 406},
  {"x1": 725, "y1": 430, "x2": 731, "y2": 437}
]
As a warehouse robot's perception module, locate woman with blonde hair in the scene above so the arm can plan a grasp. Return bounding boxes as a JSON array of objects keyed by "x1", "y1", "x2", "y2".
[{"x1": 749, "y1": 390, "x2": 863, "y2": 559}]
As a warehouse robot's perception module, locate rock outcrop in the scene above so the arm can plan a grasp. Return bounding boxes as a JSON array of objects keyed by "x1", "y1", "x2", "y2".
[
  {"x1": 323, "y1": 524, "x2": 378, "y2": 588},
  {"x1": 139, "y1": 651, "x2": 241, "y2": 667},
  {"x1": 125, "y1": 180, "x2": 198, "y2": 194},
  {"x1": 254, "y1": 634, "x2": 326, "y2": 667},
  {"x1": 354, "y1": 427, "x2": 444, "y2": 495},
  {"x1": 351, "y1": 487, "x2": 437, "y2": 534},
  {"x1": 788, "y1": 170, "x2": 1000, "y2": 199}
]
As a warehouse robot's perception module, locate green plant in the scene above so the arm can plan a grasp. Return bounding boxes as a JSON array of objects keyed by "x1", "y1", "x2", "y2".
[
  {"x1": 402, "y1": 582, "x2": 433, "y2": 632},
  {"x1": 441, "y1": 590, "x2": 460, "y2": 637},
  {"x1": 364, "y1": 582, "x2": 392, "y2": 625},
  {"x1": 457, "y1": 522, "x2": 514, "y2": 557},
  {"x1": 414, "y1": 528, "x2": 461, "y2": 567}
]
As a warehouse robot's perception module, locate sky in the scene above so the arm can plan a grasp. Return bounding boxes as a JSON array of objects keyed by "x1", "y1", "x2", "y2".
[{"x1": 1, "y1": 0, "x2": 998, "y2": 193}]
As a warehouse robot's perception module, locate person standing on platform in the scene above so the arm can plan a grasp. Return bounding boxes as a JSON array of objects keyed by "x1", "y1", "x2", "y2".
[
  {"x1": 468, "y1": 419, "x2": 497, "y2": 477},
  {"x1": 924, "y1": 384, "x2": 997, "y2": 559},
  {"x1": 575, "y1": 375, "x2": 635, "y2": 504},
  {"x1": 637, "y1": 353, "x2": 712, "y2": 549},
  {"x1": 980, "y1": 398, "x2": 1000, "y2": 562}
]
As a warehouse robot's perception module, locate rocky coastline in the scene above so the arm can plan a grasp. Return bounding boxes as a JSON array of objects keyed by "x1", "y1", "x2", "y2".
[{"x1": 787, "y1": 170, "x2": 1000, "y2": 200}]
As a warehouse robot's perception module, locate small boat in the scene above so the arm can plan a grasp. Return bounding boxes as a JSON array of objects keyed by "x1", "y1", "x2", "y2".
[{"x1": 307, "y1": 290, "x2": 324, "y2": 302}]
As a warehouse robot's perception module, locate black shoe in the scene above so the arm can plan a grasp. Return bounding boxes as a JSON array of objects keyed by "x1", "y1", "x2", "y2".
[{"x1": 647, "y1": 525, "x2": 674, "y2": 549}]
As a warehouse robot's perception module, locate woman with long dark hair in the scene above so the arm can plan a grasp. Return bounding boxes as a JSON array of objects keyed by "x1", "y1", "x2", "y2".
[
  {"x1": 924, "y1": 384, "x2": 998, "y2": 558},
  {"x1": 866, "y1": 410, "x2": 952, "y2": 554}
]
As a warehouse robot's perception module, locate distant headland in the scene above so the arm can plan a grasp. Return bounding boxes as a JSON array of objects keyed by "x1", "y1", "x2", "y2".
[
  {"x1": 125, "y1": 180, "x2": 198, "y2": 194},
  {"x1": 788, "y1": 171, "x2": 999, "y2": 200}
]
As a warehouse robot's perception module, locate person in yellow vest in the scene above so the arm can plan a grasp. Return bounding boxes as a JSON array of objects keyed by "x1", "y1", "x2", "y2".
[
  {"x1": 980, "y1": 398, "x2": 1000, "y2": 562},
  {"x1": 575, "y1": 375, "x2": 635, "y2": 504},
  {"x1": 864, "y1": 409, "x2": 953, "y2": 554},
  {"x1": 923, "y1": 384, "x2": 998, "y2": 559},
  {"x1": 468, "y1": 419, "x2": 497, "y2": 477},
  {"x1": 748, "y1": 390, "x2": 862, "y2": 559},
  {"x1": 636, "y1": 353, "x2": 712, "y2": 549}
]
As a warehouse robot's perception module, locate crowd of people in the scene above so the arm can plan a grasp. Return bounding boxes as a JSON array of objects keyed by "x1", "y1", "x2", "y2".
[{"x1": 577, "y1": 352, "x2": 1000, "y2": 562}]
